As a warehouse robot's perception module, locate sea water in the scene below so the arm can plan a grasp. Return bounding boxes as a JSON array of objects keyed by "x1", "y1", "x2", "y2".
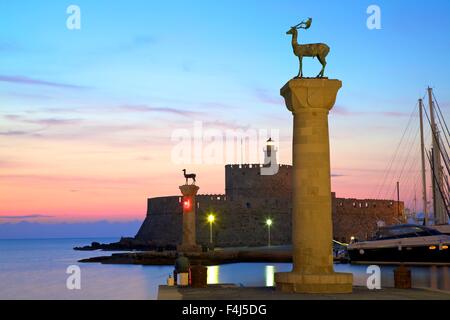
[{"x1": 0, "y1": 238, "x2": 448, "y2": 299}]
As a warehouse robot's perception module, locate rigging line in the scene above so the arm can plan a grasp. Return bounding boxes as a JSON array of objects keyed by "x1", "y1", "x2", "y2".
[
  {"x1": 402, "y1": 168, "x2": 421, "y2": 199},
  {"x1": 426, "y1": 151, "x2": 450, "y2": 219},
  {"x1": 397, "y1": 127, "x2": 420, "y2": 182},
  {"x1": 382, "y1": 118, "x2": 420, "y2": 200},
  {"x1": 375, "y1": 101, "x2": 420, "y2": 200},
  {"x1": 443, "y1": 177, "x2": 450, "y2": 205},
  {"x1": 400, "y1": 160, "x2": 420, "y2": 193},
  {"x1": 400, "y1": 157, "x2": 422, "y2": 208},
  {"x1": 432, "y1": 92, "x2": 450, "y2": 158},
  {"x1": 375, "y1": 101, "x2": 419, "y2": 200},
  {"x1": 433, "y1": 96, "x2": 450, "y2": 150},
  {"x1": 389, "y1": 150, "x2": 419, "y2": 205},
  {"x1": 428, "y1": 154, "x2": 448, "y2": 216},
  {"x1": 432, "y1": 91, "x2": 450, "y2": 137},
  {"x1": 427, "y1": 148, "x2": 450, "y2": 213},
  {"x1": 445, "y1": 181, "x2": 450, "y2": 206},
  {"x1": 403, "y1": 170, "x2": 422, "y2": 210},
  {"x1": 400, "y1": 149, "x2": 422, "y2": 198},
  {"x1": 436, "y1": 110, "x2": 450, "y2": 150},
  {"x1": 423, "y1": 107, "x2": 450, "y2": 175}
]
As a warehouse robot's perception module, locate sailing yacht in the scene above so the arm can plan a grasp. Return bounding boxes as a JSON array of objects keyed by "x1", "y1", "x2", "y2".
[
  {"x1": 348, "y1": 88, "x2": 450, "y2": 265},
  {"x1": 347, "y1": 224, "x2": 450, "y2": 264}
]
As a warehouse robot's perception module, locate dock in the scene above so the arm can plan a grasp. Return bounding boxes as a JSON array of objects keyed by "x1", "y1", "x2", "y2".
[{"x1": 157, "y1": 285, "x2": 450, "y2": 300}]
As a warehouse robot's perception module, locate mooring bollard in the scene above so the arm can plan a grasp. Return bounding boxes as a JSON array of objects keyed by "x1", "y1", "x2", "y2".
[
  {"x1": 190, "y1": 265, "x2": 208, "y2": 288},
  {"x1": 174, "y1": 253, "x2": 190, "y2": 287},
  {"x1": 443, "y1": 266, "x2": 450, "y2": 291},
  {"x1": 394, "y1": 264, "x2": 411, "y2": 289}
]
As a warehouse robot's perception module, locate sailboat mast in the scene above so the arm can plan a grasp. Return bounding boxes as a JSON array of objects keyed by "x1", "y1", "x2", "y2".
[
  {"x1": 419, "y1": 99, "x2": 428, "y2": 225},
  {"x1": 428, "y1": 87, "x2": 447, "y2": 225},
  {"x1": 397, "y1": 181, "x2": 401, "y2": 218}
]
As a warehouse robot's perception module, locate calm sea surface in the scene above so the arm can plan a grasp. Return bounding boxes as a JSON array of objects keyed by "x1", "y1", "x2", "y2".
[{"x1": 0, "y1": 238, "x2": 448, "y2": 299}]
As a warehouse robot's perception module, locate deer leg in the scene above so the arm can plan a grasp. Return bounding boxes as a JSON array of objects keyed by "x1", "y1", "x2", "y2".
[
  {"x1": 317, "y1": 55, "x2": 327, "y2": 78},
  {"x1": 297, "y1": 57, "x2": 303, "y2": 78}
]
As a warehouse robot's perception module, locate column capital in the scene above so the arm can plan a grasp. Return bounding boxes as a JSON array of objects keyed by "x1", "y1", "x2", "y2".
[
  {"x1": 179, "y1": 184, "x2": 200, "y2": 197},
  {"x1": 281, "y1": 78, "x2": 342, "y2": 114}
]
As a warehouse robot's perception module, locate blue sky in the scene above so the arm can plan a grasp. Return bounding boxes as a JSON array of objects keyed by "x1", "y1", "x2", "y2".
[
  {"x1": 0, "y1": 0, "x2": 449, "y2": 222},
  {"x1": 2, "y1": 0, "x2": 450, "y2": 113}
]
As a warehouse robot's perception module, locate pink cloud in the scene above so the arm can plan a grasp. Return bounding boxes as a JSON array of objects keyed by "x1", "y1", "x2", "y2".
[
  {"x1": 120, "y1": 104, "x2": 203, "y2": 117},
  {"x1": 254, "y1": 88, "x2": 283, "y2": 105}
]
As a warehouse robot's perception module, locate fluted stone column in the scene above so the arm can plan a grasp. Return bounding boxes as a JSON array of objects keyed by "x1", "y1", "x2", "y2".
[
  {"x1": 177, "y1": 184, "x2": 201, "y2": 253},
  {"x1": 275, "y1": 78, "x2": 353, "y2": 293}
]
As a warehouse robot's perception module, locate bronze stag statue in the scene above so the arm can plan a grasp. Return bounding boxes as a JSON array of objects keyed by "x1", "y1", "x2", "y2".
[
  {"x1": 286, "y1": 18, "x2": 330, "y2": 78},
  {"x1": 182, "y1": 169, "x2": 196, "y2": 185}
]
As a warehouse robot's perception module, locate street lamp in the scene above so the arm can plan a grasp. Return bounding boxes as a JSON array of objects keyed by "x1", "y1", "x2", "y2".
[
  {"x1": 207, "y1": 214, "x2": 215, "y2": 244},
  {"x1": 266, "y1": 218, "x2": 273, "y2": 247}
]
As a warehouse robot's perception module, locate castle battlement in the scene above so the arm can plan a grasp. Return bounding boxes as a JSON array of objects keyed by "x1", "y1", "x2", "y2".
[
  {"x1": 226, "y1": 164, "x2": 262, "y2": 169},
  {"x1": 198, "y1": 194, "x2": 227, "y2": 201},
  {"x1": 225, "y1": 163, "x2": 292, "y2": 169}
]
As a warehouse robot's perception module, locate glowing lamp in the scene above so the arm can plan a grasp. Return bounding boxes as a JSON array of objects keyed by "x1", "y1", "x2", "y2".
[
  {"x1": 207, "y1": 214, "x2": 215, "y2": 223},
  {"x1": 428, "y1": 245, "x2": 437, "y2": 250},
  {"x1": 183, "y1": 197, "x2": 192, "y2": 211},
  {"x1": 266, "y1": 138, "x2": 275, "y2": 146},
  {"x1": 266, "y1": 218, "x2": 273, "y2": 227}
]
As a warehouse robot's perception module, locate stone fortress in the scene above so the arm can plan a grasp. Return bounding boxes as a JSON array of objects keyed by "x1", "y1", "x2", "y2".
[{"x1": 135, "y1": 140, "x2": 405, "y2": 248}]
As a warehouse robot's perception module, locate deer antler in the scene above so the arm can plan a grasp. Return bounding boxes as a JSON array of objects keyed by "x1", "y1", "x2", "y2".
[{"x1": 293, "y1": 18, "x2": 312, "y2": 29}]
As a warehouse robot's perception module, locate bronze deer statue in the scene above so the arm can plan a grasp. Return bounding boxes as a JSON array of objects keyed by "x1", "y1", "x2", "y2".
[
  {"x1": 286, "y1": 18, "x2": 330, "y2": 78},
  {"x1": 182, "y1": 169, "x2": 196, "y2": 185}
]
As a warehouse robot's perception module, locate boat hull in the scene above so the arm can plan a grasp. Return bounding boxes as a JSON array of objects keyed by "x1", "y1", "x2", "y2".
[{"x1": 348, "y1": 246, "x2": 450, "y2": 265}]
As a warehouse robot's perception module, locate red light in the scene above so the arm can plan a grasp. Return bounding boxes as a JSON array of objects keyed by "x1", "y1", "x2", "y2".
[{"x1": 183, "y1": 197, "x2": 192, "y2": 211}]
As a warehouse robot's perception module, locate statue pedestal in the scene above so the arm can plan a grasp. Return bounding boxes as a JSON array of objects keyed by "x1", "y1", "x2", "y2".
[
  {"x1": 177, "y1": 184, "x2": 202, "y2": 253},
  {"x1": 274, "y1": 78, "x2": 353, "y2": 293}
]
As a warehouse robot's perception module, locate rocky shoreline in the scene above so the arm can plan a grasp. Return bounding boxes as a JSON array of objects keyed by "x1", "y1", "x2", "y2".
[
  {"x1": 74, "y1": 237, "x2": 176, "y2": 252},
  {"x1": 75, "y1": 241, "x2": 349, "y2": 266},
  {"x1": 78, "y1": 248, "x2": 293, "y2": 266}
]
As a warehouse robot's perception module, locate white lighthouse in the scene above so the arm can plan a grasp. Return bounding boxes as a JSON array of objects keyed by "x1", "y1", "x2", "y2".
[{"x1": 264, "y1": 138, "x2": 277, "y2": 167}]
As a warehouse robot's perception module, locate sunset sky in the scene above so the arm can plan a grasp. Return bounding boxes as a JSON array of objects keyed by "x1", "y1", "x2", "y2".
[{"x1": 1, "y1": 0, "x2": 449, "y2": 222}]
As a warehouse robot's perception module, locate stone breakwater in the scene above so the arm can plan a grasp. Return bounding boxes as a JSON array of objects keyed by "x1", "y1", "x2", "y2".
[{"x1": 78, "y1": 247, "x2": 296, "y2": 266}]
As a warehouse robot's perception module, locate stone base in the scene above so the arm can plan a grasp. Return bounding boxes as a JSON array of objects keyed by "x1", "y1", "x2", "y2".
[
  {"x1": 275, "y1": 271, "x2": 353, "y2": 294},
  {"x1": 177, "y1": 244, "x2": 202, "y2": 253}
]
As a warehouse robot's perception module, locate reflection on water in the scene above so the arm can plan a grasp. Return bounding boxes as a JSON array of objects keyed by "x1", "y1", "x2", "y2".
[
  {"x1": 205, "y1": 263, "x2": 450, "y2": 292},
  {"x1": 207, "y1": 266, "x2": 220, "y2": 284},
  {"x1": 1, "y1": 239, "x2": 449, "y2": 299},
  {"x1": 206, "y1": 264, "x2": 281, "y2": 288},
  {"x1": 265, "y1": 265, "x2": 275, "y2": 287},
  {"x1": 335, "y1": 263, "x2": 450, "y2": 292}
]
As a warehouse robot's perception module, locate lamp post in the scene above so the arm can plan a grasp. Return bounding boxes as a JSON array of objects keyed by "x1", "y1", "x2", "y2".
[
  {"x1": 266, "y1": 218, "x2": 273, "y2": 247},
  {"x1": 207, "y1": 214, "x2": 215, "y2": 244}
]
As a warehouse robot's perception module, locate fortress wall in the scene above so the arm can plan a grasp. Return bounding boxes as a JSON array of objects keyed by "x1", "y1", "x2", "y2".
[
  {"x1": 332, "y1": 195, "x2": 406, "y2": 242},
  {"x1": 135, "y1": 193, "x2": 404, "y2": 246},
  {"x1": 135, "y1": 168, "x2": 405, "y2": 246},
  {"x1": 135, "y1": 196, "x2": 182, "y2": 244},
  {"x1": 135, "y1": 194, "x2": 292, "y2": 247},
  {"x1": 196, "y1": 196, "x2": 292, "y2": 247}
]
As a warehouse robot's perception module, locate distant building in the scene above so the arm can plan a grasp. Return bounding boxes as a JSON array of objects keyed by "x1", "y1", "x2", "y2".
[{"x1": 135, "y1": 140, "x2": 405, "y2": 247}]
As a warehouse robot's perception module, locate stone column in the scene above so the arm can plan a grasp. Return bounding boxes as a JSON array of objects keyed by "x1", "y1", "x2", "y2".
[
  {"x1": 177, "y1": 184, "x2": 202, "y2": 253},
  {"x1": 275, "y1": 78, "x2": 353, "y2": 293}
]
